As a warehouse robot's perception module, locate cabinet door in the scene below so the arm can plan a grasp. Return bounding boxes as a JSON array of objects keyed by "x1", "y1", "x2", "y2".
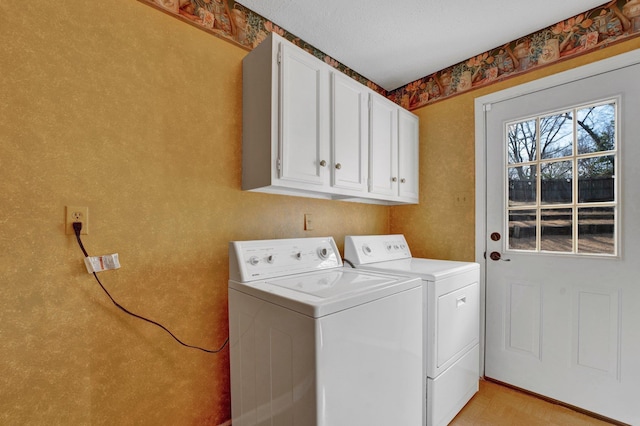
[
  {"x1": 398, "y1": 108, "x2": 419, "y2": 201},
  {"x1": 330, "y1": 72, "x2": 368, "y2": 193},
  {"x1": 369, "y1": 95, "x2": 398, "y2": 197},
  {"x1": 278, "y1": 42, "x2": 328, "y2": 186}
]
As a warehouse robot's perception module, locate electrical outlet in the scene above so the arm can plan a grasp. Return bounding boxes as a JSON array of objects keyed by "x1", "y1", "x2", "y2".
[
  {"x1": 66, "y1": 206, "x2": 88, "y2": 235},
  {"x1": 304, "y1": 214, "x2": 314, "y2": 231}
]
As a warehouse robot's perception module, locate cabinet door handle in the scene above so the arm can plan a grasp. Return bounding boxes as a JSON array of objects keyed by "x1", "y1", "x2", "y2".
[
  {"x1": 319, "y1": 160, "x2": 327, "y2": 167},
  {"x1": 400, "y1": 178, "x2": 406, "y2": 183},
  {"x1": 335, "y1": 163, "x2": 342, "y2": 170},
  {"x1": 392, "y1": 177, "x2": 398, "y2": 182}
]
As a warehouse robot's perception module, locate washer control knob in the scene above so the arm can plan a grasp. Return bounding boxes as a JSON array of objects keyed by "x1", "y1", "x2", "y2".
[
  {"x1": 362, "y1": 244, "x2": 372, "y2": 255},
  {"x1": 267, "y1": 255, "x2": 276, "y2": 264},
  {"x1": 317, "y1": 247, "x2": 330, "y2": 259},
  {"x1": 249, "y1": 256, "x2": 260, "y2": 266},
  {"x1": 295, "y1": 252, "x2": 302, "y2": 260}
]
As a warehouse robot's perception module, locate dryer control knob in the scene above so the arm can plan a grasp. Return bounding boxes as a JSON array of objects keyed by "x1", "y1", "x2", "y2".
[
  {"x1": 249, "y1": 256, "x2": 260, "y2": 266},
  {"x1": 267, "y1": 255, "x2": 276, "y2": 263}
]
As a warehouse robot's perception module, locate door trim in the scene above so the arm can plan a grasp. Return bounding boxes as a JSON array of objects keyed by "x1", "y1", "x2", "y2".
[{"x1": 474, "y1": 49, "x2": 640, "y2": 375}]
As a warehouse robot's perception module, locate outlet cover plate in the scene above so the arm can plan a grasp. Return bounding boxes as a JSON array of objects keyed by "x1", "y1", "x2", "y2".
[{"x1": 66, "y1": 206, "x2": 88, "y2": 235}]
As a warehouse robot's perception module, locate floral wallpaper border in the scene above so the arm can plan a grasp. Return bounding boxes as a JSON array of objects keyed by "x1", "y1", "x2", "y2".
[{"x1": 142, "y1": 0, "x2": 640, "y2": 110}]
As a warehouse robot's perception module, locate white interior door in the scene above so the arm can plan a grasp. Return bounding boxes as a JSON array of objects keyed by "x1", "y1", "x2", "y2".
[{"x1": 477, "y1": 52, "x2": 640, "y2": 425}]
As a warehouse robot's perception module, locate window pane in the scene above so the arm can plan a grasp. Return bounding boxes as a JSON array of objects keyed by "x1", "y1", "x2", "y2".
[
  {"x1": 578, "y1": 207, "x2": 615, "y2": 254},
  {"x1": 541, "y1": 161, "x2": 572, "y2": 205},
  {"x1": 578, "y1": 155, "x2": 614, "y2": 202},
  {"x1": 508, "y1": 119, "x2": 536, "y2": 164},
  {"x1": 541, "y1": 208, "x2": 572, "y2": 252},
  {"x1": 509, "y1": 209, "x2": 536, "y2": 250},
  {"x1": 509, "y1": 165, "x2": 536, "y2": 206},
  {"x1": 577, "y1": 103, "x2": 615, "y2": 154},
  {"x1": 503, "y1": 99, "x2": 616, "y2": 257},
  {"x1": 540, "y1": 112, "x2": 573, "y2": 159}
]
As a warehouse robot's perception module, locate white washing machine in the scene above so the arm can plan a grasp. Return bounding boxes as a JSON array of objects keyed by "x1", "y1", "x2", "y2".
[
  {"x1": 228, "y1": 237, "x2": 424, "y2": 426},
  {"x1": 344, "y1": 234, "x2": 480, "y2": 426}
]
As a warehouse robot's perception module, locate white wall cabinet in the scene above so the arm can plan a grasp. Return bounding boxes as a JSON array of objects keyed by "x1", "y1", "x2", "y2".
[
  {"x1": 330, "y1": 71, "x2": 369, "y2": 195},
  {"x1": 278, "y1": 40, "x2": 329, "y2": 188},
  {"x1": 242, "y1": 32, "x2": 330, "y2": 198},
  {"x1": 369, "y1": 94, "x2": 399, "y2": 198},
  {"x1": 397, "y1": 108, "x2": 420, "y2": 202},
  {"x1": 242, "y1": 32, "x2": 419, "y2": 205},
  {"x1": 368, "y1": 97, "x2": 420, "y2": 204}
]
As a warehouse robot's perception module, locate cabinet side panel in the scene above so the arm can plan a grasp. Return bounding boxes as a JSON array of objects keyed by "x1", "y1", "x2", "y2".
[{"x1": 242, "y1": 37, "x2": 275, "y2": 190}]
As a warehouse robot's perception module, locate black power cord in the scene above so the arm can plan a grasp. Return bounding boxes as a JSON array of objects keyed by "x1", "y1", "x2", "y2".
[{"x1": 72, "y1": 222, "x2": 228, "y2": 354}]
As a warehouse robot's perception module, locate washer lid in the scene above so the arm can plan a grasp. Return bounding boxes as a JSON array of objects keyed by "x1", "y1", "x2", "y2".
[
  {"x1": 355, "y1": 257, "x2": 479, "y2": 281},
  {"x1": 229, "y1": 268, "x2": 420, "y2": 317}
]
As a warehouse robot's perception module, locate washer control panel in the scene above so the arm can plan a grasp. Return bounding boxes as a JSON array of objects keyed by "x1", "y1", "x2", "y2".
[
  {"x1": 229, "y1": 237, "x2": 342, "y2": 282},
  {"x1": 344, "y1": 235, "x2": 412, "y2": 265}
]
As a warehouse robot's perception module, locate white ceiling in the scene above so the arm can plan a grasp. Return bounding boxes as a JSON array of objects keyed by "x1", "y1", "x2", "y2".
[{"x1": 237, "y1": 0, "x2": 607, "y2": 91}]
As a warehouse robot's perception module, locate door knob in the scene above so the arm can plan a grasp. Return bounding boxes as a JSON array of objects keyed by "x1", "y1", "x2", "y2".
[{"x1": 489, "y1": 251, "x2": 511, "y2": 261}]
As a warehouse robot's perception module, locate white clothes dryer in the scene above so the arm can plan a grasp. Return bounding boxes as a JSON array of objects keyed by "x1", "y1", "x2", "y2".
[
  {"x1": 228, "y1": 237, "x2": 424, "y2": 426},
  {"x1": 345, "y1": 234, "x2": 480, "y2": 426}
]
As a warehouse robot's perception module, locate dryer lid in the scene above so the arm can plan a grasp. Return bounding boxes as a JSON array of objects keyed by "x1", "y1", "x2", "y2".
[{"x1": 358, "y1": 257, "x2": 479, "y2": 281}]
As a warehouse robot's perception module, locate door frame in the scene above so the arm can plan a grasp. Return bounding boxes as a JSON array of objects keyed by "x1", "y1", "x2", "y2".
[{"x1": 474, "y1": 48, "x2": 640, "y2": 375}]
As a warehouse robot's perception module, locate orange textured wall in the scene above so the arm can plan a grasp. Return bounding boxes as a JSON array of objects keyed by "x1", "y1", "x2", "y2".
[
  {"x1": 0, "y1": 1, "x2": 389, "y2": 424},
  {"x1": 2, "y1": 0, "x2": 638, "y2": 424}
]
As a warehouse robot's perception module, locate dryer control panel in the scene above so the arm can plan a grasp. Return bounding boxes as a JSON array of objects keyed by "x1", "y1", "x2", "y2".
[
  {"x1": 229, "y1": 237, "x2": 342, "y2": 282},
  {"x1": 344, "y1": 234, "x2": 412, "y2": 265}
]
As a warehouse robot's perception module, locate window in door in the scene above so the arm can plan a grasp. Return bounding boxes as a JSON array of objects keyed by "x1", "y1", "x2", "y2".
[{"x1": 506, "y1": 99, "x2": 618, "y2": 256}]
